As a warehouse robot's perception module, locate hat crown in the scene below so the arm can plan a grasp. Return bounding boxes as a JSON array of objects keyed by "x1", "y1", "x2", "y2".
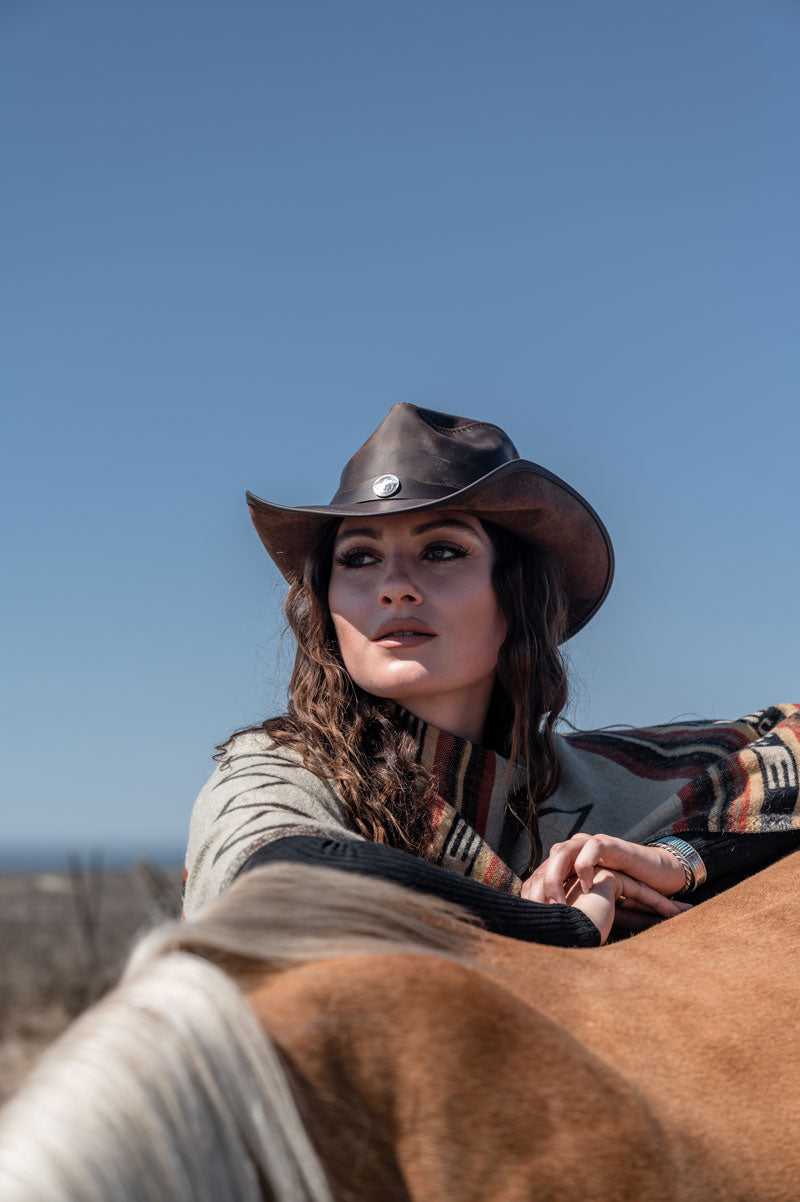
[
  {"x1": 333, "y1": 403, "x2": 520, "y2": 502},
  {"x1": 246, "y1": 399, "x2": 614, "y2": 638}
]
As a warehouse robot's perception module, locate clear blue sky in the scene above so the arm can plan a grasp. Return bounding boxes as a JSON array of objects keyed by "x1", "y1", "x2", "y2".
[{"x1": 2, "y1": 0, "x2": 798, "y2": 861}]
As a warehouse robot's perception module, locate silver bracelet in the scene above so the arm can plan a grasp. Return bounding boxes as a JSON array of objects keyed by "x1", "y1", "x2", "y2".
[{"x1": 651, "y1": 836, "x2": 708, "y2": 894}]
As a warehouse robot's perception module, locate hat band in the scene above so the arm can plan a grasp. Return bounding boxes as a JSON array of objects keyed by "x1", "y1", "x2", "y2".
[{"x1": 331, "y1": 476, "x2": 457, "y2": 506}]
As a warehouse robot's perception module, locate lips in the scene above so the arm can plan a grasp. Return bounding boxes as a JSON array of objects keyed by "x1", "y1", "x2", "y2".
[{"x1": 372, "y1": 618, "x2": 436, "y2": 641}]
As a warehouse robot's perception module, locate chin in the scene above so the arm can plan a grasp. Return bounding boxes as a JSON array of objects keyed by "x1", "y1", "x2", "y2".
[
  {"x1": 363, "y1": 674, "x2": 435, "y2": 703},
  {"x1": 368, "y1": 685, "x2": 429, "y2": 704}
]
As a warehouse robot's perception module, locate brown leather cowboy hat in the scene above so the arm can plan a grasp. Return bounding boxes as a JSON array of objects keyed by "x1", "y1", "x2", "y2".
[{"x1": 247, "y1": 403, "x2": 614, "y2": 639}]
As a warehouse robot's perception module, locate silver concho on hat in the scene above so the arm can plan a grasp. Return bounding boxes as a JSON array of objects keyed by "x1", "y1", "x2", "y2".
[{"x1": 372, "y1": 474, "x2": 401, "y2": 498}]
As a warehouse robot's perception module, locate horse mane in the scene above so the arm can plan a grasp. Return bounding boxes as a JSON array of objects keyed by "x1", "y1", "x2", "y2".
[
  {"x1": 0, "y1": 866, "x2": 481, "y2": 1202},
  {"x1": 136, "y1": 862, "x2": 483, "y2": 974}
]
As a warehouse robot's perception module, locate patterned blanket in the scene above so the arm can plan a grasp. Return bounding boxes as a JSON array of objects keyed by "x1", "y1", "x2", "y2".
[{"x1": 414, "y1": 704, "x2": 800, "y2": 894}]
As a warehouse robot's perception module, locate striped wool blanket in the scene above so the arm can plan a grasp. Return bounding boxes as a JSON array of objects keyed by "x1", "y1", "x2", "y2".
[{"x1": 414, "y1": 704, "x2": 800, "y2": 893}]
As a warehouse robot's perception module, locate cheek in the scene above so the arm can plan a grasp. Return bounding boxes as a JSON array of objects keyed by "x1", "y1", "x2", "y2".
[
  {"x1": 330, "y1": 618, "x2": 359, "y2": 685},
  {"x1": 485, "y1": 598, "x2": 508, "y2": 659},
  {"x1": 328, "y1": 572, "x2": 368, "y2": 620},
  {"x1": 328, "y1": 576, "x2": 352, "y2": 633},
  {"x1": 461, "y1": 577, "x2": 506, "y2": 650},
  {"x1": 331, "y1": 614, "x2": 358, "y2": 656},
  {"x1": 328, "y1": 582, "x2": 366, "y2": 667}
]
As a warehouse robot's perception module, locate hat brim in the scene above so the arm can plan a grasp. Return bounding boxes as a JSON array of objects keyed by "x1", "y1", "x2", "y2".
[{"x1": 246, "y1": 459, "x2": 614, "y2": 640}]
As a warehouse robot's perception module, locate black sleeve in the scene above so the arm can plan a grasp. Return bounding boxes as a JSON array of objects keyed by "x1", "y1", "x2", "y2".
[
  {"x1": 240, "y1": 835, "x2": 602, "y2": 948},
  {"x1": 678, "y1": 830, "x2": 800, "y2": 896}
]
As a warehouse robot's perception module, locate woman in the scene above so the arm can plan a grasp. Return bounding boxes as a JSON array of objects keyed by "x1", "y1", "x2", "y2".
[{"x1": 184, "y1": 404, "x2": 800, "y2": 944}]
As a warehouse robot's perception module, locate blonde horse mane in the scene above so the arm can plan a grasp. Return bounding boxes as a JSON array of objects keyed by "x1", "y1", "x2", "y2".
[{"x1": 0, "y1": 866, "x2": 481, "y2": 1202}]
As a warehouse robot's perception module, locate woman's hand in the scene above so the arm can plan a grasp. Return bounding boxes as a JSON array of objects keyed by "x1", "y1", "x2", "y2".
[
  {"x1": 564, "y1": 866, "x2": 690, "y2": 945},
  {"x1": 522, "y1": 833, "x2": 687, "y2": 905},
  {"x1": 521, "y1": 833, "x2": 693, "y2": 944}
]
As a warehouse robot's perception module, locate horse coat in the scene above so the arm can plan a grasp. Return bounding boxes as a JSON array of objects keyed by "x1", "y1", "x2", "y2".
[{"x1": 2, "y1": 854, "x2": 800, "y2": 1201}]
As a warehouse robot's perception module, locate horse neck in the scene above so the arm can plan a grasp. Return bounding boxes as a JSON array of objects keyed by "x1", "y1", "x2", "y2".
[
  {"x1": 627, "y1": 847, "x2": 800, "y2": 962},
  {"x1": 482, "y1": 849, "x2": 800, "y2": 1026}
]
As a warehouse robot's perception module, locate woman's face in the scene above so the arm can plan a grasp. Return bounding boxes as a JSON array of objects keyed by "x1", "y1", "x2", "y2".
[{"x1": 328, "y1": 509, "x2": 507, "y2": 742}]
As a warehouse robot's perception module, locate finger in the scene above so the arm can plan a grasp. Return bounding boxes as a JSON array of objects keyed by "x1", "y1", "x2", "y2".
[
  {"x1": 616, "y1": 873, "x2": 692, "y2": 918},
  {"x1": 541, "y1": 835, "x2": 593, "y2": 903},
  {"x1": 616, "y1": 897, "x2": 693, "y2": 915},
  {"x1": 573, "y1": 835, "x2": 631, "y2": 893},
  {"x1": 525, "y1": 873, "x2": 567, "y2": 905},
  {"x1": 575, "y1": 837, "x2": 685, "y2": 897},
  {"x1": 522, "y1": 864, "x2": 569, "y2": 904},
  {"x1": 522, "y1": 871, "x2": 547, "y2": 904}
]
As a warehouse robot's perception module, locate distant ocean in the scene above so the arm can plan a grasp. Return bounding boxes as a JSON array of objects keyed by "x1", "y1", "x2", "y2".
[{"x1": 0, "y1": 844, "x2": 185, "y2": 872}]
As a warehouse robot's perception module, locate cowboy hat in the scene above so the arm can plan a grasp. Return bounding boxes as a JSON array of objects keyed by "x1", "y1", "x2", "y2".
[{"x1": 246, "y1": 403, "x2": 614, "y2": 638}]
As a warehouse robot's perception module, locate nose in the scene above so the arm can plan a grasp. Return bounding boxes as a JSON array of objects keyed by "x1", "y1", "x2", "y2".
[{"x1": 379, "y1": 556, "x2": 423, "y2": 606}]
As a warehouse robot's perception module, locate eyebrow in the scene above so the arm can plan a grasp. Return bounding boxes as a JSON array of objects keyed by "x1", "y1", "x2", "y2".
[{"x1": 334, "y1": 518, "x2": 479, "y2": 543}]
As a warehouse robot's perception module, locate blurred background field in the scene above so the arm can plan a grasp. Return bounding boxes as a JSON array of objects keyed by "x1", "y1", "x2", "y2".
[{"x1": 0, "y1": 858, "x2": 183, "y2": 1102}]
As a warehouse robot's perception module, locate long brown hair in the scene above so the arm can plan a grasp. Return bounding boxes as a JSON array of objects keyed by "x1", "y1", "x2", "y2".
[{"x1": 230, "y1": 517, "x2": 570, "y2": 872}]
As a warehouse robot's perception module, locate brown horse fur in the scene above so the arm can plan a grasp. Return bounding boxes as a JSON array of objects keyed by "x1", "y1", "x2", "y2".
[
  {"x1": 2, "y1": 855, "x2": 798, "y2": 1201},
  {"x1": 249, "y1": 851, "x2": 800, "y2": 1201}
]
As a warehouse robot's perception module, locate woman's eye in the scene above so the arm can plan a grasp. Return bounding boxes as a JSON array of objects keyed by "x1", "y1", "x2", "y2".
[
  {"x1": 335, "y1": 548, "x2": 379, "y2": 569},
  {"x1": 423, "y1": 543, "x2": 468, "y2": 563}
]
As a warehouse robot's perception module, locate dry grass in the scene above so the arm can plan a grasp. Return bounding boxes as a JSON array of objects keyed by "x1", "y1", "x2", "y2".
[{"x1": 0, "y1": 858, "x2": 183, "y2": 1103}]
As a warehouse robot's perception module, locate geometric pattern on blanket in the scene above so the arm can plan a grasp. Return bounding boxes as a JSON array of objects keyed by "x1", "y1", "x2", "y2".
[{"x1": 409, "y1": 703, "x2": 800, "y2": 897}]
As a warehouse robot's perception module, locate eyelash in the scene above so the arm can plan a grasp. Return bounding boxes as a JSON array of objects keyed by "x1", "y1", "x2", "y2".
[{"x1": 334, "y1": 543, "x2": 470, "y2": 570}]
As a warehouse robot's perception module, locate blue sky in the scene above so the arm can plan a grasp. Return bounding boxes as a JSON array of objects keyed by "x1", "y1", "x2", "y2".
[{"x1": 2, "y1": 0, "x2": 798, "y2": 860}]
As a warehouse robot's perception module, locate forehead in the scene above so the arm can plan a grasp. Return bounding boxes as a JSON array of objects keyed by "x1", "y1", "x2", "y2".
[{"x1": 334, "y1": 509, "x2": 486, "y2": 542}]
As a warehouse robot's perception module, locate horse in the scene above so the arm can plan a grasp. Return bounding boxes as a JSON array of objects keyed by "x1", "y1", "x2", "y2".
[{"x1": 1, "y1": 850, "x2": 799, "y2": 1201}]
